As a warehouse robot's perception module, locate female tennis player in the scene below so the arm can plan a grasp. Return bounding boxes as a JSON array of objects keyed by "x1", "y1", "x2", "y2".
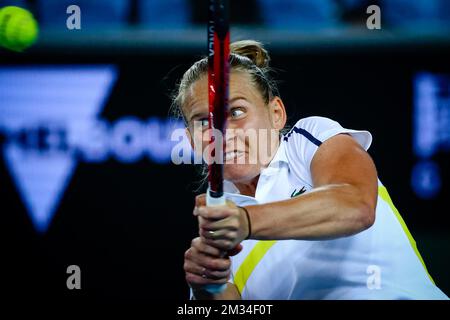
[{"x1": 175, "y1": 40, "x2": 448, "y2": 300}]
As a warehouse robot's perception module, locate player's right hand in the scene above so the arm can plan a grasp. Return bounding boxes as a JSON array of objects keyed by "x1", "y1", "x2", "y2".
[{"x1": 184, "y1": 237, "x2": 241, "y2": 290}]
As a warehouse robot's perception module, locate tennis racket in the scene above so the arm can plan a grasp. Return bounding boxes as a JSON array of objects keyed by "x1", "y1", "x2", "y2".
[{"x1": 204, "y1": 0, "x2": 230, "y2": 294}]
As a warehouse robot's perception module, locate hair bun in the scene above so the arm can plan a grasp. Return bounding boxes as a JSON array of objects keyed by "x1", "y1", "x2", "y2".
[{"x1": 230, "y1": 40, "x2": 270, "y2": 68}]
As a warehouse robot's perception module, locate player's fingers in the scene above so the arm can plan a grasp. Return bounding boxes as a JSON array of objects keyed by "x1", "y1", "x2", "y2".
[
  {"x1": 195, "y1": 206, "x2": 233, "y2": 219},
  {"x1": 202, "y1": 238, "x2": 235, "y2": 251},
  {"x1": 200, "y1": 228, "x2": 236, "y2": 242},
  {"x1": 191, "y1": 237, "x2": 222, "y2": 257},
  {"x1": 184, "y1": 259, "x2": 204, "y2": 275},
  {"x1": 199, "y1": 216, "x2": 238, "y2": 231},
  {"x1": 200, "y1": 227, "x2": 227, "y2": 239},
  {"x1": 203, "y1": 268, "x2": 231, "y2": 280},
  {"x1": 228, "y1": 243, "x2": 243, "y2": 256},
  {"x1": 184, "y1": 261, "x2": 230, "y2": 280},
  {"x1": 185, "y1": 247, "x2": 231, "y2": 271},
  {"x1": 184, "y1": 260, "x2": 209, "y2": 277},
  {"x1": 200, "y1": 255, "x2": 231, "y2": 271},
  {"x1": 195, "y1": 194, "x2": 206, "y2": 207},
  {"x1": 185, "y1": 272, "x2": 228, "y2": 286}
]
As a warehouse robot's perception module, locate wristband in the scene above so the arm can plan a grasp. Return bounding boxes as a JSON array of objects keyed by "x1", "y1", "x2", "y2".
[{"x1": 239, "y1": 206, "x2": 251, "y2": 240}]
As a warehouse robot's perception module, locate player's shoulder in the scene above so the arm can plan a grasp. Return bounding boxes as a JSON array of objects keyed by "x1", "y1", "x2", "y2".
[
  {"x1": 283, "y1": 115, "x2": 373, "y2": 156},
  {"x1": 291, "y1": 116, "x2": 339, "y2": 131},
  {"x1": 283, "y1": 116, "x2": 339, "y2": 145}
]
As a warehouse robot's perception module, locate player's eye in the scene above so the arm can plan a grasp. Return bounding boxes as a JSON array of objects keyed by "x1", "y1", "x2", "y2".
[
  {"x1": 200, "y1": 118, "x2": 209, "y2": 128},
  {"x1": 230, "y1": 107, "x2": 245, "y2": 119}
]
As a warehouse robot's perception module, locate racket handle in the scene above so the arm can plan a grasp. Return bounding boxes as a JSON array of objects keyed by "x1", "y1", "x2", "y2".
[
  {"x1": 203, "y1": 283, "x2": 227, "y2": 294},
  {"x1": 206, "y1": 188, "x2": 226, "y2": 206},
  {"x1": 204, "y1": 188, "x2": 227, "y2": 294}
]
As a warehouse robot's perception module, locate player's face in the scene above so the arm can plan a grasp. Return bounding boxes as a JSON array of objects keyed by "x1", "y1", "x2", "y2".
[{"x1": 184, "y1": 71, "x2": 285, "y2": 184}]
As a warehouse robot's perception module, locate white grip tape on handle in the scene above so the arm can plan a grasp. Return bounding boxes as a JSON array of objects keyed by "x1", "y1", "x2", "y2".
[
  {"x1": 204, "y1": 188, "x2": 227, "y2": 294},
  {"x1": 206, "y1": 188, "x2": 226, "y2": 206}
]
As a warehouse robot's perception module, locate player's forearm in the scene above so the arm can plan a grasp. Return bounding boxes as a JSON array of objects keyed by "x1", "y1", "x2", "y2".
[{"x1": 246, "y1": 183, "x2": 375, "y2": 240}]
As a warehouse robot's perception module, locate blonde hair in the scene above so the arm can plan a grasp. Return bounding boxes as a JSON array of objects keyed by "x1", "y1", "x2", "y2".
[
  {"x1": 171, "y1": 41, "x2": 286, "y2": 189},
  {"x1": 171, "y1": 40, "x2": 279, "y2": 123}
]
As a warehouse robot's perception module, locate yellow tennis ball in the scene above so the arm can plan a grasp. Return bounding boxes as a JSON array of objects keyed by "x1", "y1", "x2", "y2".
[{"x1": 0, "y1": 6, "x2": 39, "y2": 52}]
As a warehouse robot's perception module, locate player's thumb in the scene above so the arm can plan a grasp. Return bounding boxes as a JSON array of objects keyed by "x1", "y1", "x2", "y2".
[
  {"x1": 195, "y1": 194, "x2": 206, "y2": 207},
  {"x1": 227, "y1": 244, "x2": 243, "y2": 257}
]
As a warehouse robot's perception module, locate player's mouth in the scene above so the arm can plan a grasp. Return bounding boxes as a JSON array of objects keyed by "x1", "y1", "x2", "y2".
[{"x1": 224, "y1": 150, "x2": 245, "y2": 161}]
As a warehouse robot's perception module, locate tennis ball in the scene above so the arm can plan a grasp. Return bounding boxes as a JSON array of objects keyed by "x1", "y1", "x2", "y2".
[{"x1": 0, "y1": 6, "x2": 39, "y2": 52}]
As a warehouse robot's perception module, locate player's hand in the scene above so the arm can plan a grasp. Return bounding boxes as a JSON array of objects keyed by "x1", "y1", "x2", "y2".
[
  {"x1": 184, "y1": 237, "x2": 241, "y2": 290},
  {"x1": 194, "y1": 194, "x2": 250, "y2": 251}
]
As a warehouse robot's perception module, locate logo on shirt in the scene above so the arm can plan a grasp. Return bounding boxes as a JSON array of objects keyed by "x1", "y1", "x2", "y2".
[{"x1": 291, "y1": 186, "x2": 306, "y2": 198}]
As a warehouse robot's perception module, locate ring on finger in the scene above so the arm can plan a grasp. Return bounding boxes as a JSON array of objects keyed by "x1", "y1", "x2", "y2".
[{"x1": 207, "y1": 230, "x2": 216, "y2": 238}]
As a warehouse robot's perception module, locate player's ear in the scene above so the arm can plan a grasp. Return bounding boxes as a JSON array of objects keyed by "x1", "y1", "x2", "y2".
[
  {"x1": 185, "y1": 128, "x2": 194, "y2": 149},
  {"x1": 269, "y1": 96, "x2": 287, "y2": 130}
]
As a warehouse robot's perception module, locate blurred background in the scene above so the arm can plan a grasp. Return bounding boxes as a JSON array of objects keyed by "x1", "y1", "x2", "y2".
[{"x1": 0, "y1": 0, "x2": 449, "y2": 302}]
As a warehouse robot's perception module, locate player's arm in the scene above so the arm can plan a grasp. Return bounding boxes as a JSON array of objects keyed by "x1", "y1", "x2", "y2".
[
  {"x1": 184, "y1": 237, "x2": 241, "y2": 300},
  {"x1": 197, "y1": 134, "x2": 378, "y2": 249}
]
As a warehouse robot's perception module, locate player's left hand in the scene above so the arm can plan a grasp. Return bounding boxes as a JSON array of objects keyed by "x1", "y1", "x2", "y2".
[{"x1": 194, "y1": 194, "x2": 250, "y2": 251}]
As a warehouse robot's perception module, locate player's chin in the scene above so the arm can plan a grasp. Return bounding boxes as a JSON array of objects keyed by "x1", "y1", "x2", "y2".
[{"x1": 223, "y1": 163, "x2": 259, "y2": 182}]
